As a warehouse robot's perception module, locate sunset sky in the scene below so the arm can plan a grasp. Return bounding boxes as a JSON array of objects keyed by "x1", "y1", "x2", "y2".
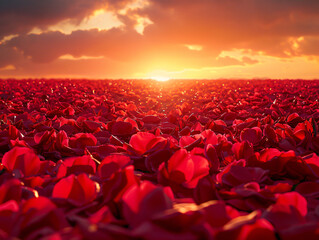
[{"x1": 1, "y1": 0, "x2": 319, "y2": 79}]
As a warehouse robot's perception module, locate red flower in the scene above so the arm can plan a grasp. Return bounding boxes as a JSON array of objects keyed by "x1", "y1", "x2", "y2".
[
  {"x1": 204, "y1": 144, "x2": 220, "y2": 172},
  {"x1": 263, "y1": 124, "x2": 279, "y2": 143},
  {"x1": 262, "y1": 192, "x2": 307, "y2": 231},
  {"x1": 240, "y1": 127, "x2": 263, "y2": 145},
  {"x1": 179, "y1": 136, "x2": 197, "y2": 148},
  {"x1": 2, "y1": 79, "x2": 319, "y2": 239},
  {"x1": 34, "y1": 129, "x2": 57, "y2": 151},
  {"x1": 122, "y1": 181, "x2": 173, "y2": 227},
  {"x1": 56, "y1": 155, "x2": 97, "y2": 178},
  {"x1": 102, "y1": 166, "x2": 139, "y2": 203},
  {"x1": 280, "y1": 222, "x2": 319, "y2": 240},
  {"x1": 55, "y1": 130, "x2": 69, "y2": 150},
  {"x1": 142, "y1": 115, "x2": 161, "y2": 124},
  {"x1": 248, "y1": 148, "x2": 311, "y2": 179},
  {"x1": 52, "y1": 173, "x2": 99, "y2": 206},
  {"x1": 129, "y1": 132, "x2": 167, "y2": 155},
  {"x1": 110, "y1": 121, "x2": 134, "y2": 136},
  {"x1": 232, "y1": 141, "x2": 255, "y2": 162},
  {"x1": 83, "y1": 120, "x2": 102, "y2": 133},
  {"x1": 98, "y1": 154, "x2": 131, "y2": 180},
  {"x1": 69, "y1": 133, "x2": 97, "y2": 149},
  {"x1": 201, "y1": 129, "x2": 219, "y2": 145},
  {"x1": 217, "y1": 215, "x2": 276, "y2": 240},
  {"x1": 0, "y1": 200, "x2": 19, "y2": 237},
  {"x1": 0, "y1": 179, "x2": 22, "y2": 204},
  {"x1": 2, "y1": 147, "x2": 41, "y2": 177},
  {"x1": 158, "y1": 149, "x2": 209, "y2": 189},
  {"x1": 194, "y1": 176, "x2": 219, "y2": 204},
  {"x1": 219, "y1": 164, "x2": 269, "y2": 187},
  {"x1": 18, "y1": 196, "x2": 68, "y2": 238},
  {"x1": 62, "y1": 106, "x2": 75, "y2": 116},
  {"x1": 276, "y1": 192, "x2": 308, "y2": 217}
]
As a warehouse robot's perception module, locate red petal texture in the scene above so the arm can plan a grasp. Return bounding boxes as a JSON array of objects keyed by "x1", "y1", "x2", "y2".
[
  {"x1": 158, "y1": 149, "x2": 209, "y2": 189},
  {"x1": 0, "y1": 200, "x2": 19, "y2": 236},
  {"x1": 102, "y1": 165, "x2": 139, "y2": 203},
  {"x1": 57, "y1": 155, "x2": 97, "y2": 178},
  {"x1": 276, "y1": 192, "x2": 308, "y2": 217},
  {"x1": 98, "y1": 154, "x2": 130, "y2": 180},
  {"x1": 111, "y1": 121, "x2": 133, "y2": 136},
  {"x1": 232, "y1": 141, "x2": 255, "y2": 161},
  {"x1": 220, "y1": 165, "x2": 269, "y2": 187},
  {"x1": 129, "y1": 132, "x2": 166, "y2": 155},
  {"x1": 2, "y1": 147, "x2": 40, "y2": 176},
  {"x1": 262, "y1": 202, "x2": 306, "y2": 231},
  {"x1": 52, "y1": 173, "x2": 98, "y2": 206},
  {"x1": 1, "y1": 79, "x2": 319, "y2": 238},
  {"x1": 205, "y1": 144, "x2": 220, "y2": 171},
  {"x1": 280, "y1": 222, "x2": 319, "y2": 240},
  {"x1": 0, "y1": 179, "x2": 22, "y2": 204},
  {"x1": 240, "y1": 127, "x2": 263, "y2": 145},
  {"x1": 216, "y1": 214, "x2": 276, "y2": 240},
  {"x1": 122, "y1": 181, "x2": 173, "y2": 227},
  {"x1": 69, "y1": 133, "x2": 97, "y2": 148},
  {"x1": 167, "y1": 149, "x2": 194, "y2": 184}
]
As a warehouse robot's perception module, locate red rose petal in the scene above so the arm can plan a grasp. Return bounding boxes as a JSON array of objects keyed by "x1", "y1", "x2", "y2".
[
  {"x1": 52, "y1": 173, "x2": 98, "y2": 206},
  {"x1": 98, "y1": 154, "x2": 131, "y2": 180},
  {"x1": 240, "y1": 127, "x2": 263, "y2": 145},
  {"x1": 2, "y1": 147, "x2": 40, "y2": 177}
]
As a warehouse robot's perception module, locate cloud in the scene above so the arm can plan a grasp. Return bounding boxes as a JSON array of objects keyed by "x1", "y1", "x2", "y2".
[
  {"x1": 0, "y1": 0, "x2": 133, "y2": 39},
  {"x1": 242, "y1": 57, "x2": 259, "y2": 65},
  {"x1": 213, "y1": 56, "x2": 248, "y2": 67},
  {"x1": 142, "y1": 0, "x2": 319, "y2": 54},
  {"x1": 6, "y1": 28, "x2": 144, "y2": 63}
]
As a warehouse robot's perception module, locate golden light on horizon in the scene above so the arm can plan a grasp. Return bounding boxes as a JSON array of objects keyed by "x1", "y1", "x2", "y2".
[{"x1": 151, "y1": 76, "x2": 171, "y2": 82}]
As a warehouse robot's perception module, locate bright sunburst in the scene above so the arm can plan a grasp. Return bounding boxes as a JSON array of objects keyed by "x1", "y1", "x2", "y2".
[{"x1": 151, "y1": 76, "x2": 170, "y2": 82}]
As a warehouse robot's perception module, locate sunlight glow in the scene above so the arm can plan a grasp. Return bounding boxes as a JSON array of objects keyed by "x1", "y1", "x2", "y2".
[
  {"x1": 59, "y1": 54, "x2": 104, "y2": 60},
  {"x1": 151, "y1": 76, "x2": 171, "y2": 82}
]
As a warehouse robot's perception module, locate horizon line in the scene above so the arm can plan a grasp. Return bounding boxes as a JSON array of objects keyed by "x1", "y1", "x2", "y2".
[{"x1": 1, "y1": 78, "x2": 319, "y2": 81}]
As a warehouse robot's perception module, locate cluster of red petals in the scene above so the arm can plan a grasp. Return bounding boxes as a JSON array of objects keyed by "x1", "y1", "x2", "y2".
[{"x1": 0, "y1": 79, "x2": 319, "y2": 239}]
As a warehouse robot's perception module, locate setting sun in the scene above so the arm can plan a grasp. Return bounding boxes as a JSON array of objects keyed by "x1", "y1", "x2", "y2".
[{"x1": 151, "y1": 76, "x2": 170, "y2": 82}]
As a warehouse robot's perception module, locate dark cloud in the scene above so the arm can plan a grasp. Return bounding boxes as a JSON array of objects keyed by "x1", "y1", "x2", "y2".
[{"x1": 0, "y1": 0, "x2": 133, "y2": 39}]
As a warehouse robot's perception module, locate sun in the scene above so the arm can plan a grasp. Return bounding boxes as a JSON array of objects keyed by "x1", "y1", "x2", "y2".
[{"x1": 151, "y1": 76, "x2": 170, "y2": 82}]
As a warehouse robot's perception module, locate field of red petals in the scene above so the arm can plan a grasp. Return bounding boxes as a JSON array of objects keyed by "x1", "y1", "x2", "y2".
[{"x1": 1, "y1": 79, "x2": 319, "y2": 239}]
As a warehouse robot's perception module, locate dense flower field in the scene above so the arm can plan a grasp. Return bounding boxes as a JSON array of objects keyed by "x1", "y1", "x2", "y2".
[{"x1": 0, "y1": 79, "x2": 319, "y2": 239}]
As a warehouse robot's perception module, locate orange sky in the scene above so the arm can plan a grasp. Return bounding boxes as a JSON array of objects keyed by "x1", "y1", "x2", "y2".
[{"x1": 1, "y1": 0, "x2": 319, "y2": 79}]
